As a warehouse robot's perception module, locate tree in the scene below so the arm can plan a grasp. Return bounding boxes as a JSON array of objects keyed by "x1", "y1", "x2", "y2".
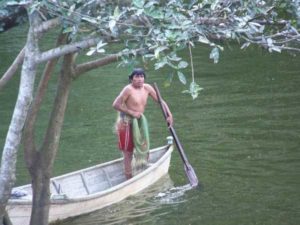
[{"x1": 0, "y1": 0, "x2": 299, "y2": 225}]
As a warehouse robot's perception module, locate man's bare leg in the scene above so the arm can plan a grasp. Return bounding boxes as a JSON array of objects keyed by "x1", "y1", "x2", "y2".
[{"x1": 123, "y1": 151, "x2": 133, "y2": 179}]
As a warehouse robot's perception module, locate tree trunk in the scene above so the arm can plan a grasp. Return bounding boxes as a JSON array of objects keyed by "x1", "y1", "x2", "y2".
[
  {"x1": 24, "y1": 32, "x2": 67, "y2": 166},
  {"x1": 0, "y1": 10, "x2": 39, "y2": 223},
  {"x1": 28, "y1": 54, "x2": 73, "y2": 225},
  {"x1": 28, "y1": 153, "x2": 51, "y2": 225}
]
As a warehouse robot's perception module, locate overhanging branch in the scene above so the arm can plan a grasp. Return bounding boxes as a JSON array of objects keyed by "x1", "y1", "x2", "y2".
[
  {"x1": 74, "y1": 48, "x2": 147, "y2": 78},
  {"x1": 0, "y1": 18, "x2": 61, "y2": 90},
  {"x1": 36, "y1": 37, "x2": 100, "y2": 63}
]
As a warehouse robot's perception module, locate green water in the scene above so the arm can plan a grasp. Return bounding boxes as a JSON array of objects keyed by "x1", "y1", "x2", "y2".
[{"x1": 1, "y1": 26, "x2": 300, "y2": 225}]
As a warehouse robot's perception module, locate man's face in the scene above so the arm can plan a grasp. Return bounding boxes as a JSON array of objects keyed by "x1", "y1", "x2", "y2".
[{"x1": 131, "y1": 74, "x2": 145, "y2": 88}]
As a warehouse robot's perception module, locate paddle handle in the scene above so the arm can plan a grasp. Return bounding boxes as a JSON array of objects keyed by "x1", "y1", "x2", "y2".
[
  {"x1": 153, "y1": 83, "x2": 189, "y2": 165},
  {"x1": 153, "y1": 83, "x2": 199, "y2": 188}
]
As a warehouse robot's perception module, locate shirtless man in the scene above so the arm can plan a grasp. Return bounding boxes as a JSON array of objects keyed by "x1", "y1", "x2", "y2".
[{"x1": 112, "y1": 68, "x2": 173, "y2": 179}]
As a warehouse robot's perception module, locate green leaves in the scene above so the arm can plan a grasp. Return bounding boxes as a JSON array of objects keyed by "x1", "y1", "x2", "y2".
[
  {"x1": 81, "y1": 17, "x2": 98, "y2": 24},
  {"x1": 154, "y1": 55, "x2": 188, "y2": 85},
  {"x1": 178, "y1": 61, "x2": 188, "y2": 69},
  {"x1": 266, "y1": 38, "x2": 282, "y2": 53},
  {"x1": 86, "y1": 40, "x2": 107, "y2": 56},
  {"x1": 198, "y1": 36, "x2": 210, "y2": 45},
  {"x1": 133, "y1": 0, "x2": 145, "y2": 9},
  {"x1": 154, "y1": 57, "x2": 168, "y2": 70},
  {"x1": 6, "y1": 1, "x2": 19, "y2": 6},
  {"x1": 182, "y1": 82, "x2": 203, "y2": 100},
  {"x1": 145, "y1": 8, "x2": 164, "y2": 19},
  {"x1": 209, "y1": 47, "x2": 219, "y2": 64},
  {"x1": 164, "y1": 73, "x2": 174, "y2": 87},
  {"x1": 154, "y1": 46, "x2": 169, "y2": 59},
  {"x1": 177, "y1": 71, "x2": 187, "y2": 85},
  {"x1": 109, "y1": 6, "x2": 121, "y2": 34},
  {"x1": 152, "y1": 46, "x2": 189, "y2": 88},
  {"x1": 109, "y1": 20, "x2": 116, "y2": 33},
  {"x1": 11, "y1": 0, "x2": 298, "y2": 100}
]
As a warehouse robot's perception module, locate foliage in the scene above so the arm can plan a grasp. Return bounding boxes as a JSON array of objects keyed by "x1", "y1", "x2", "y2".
[
  {"x1": 0, "y1": 2, "x2": 27, "y2": 32},
  {"x1": 1, "y1": 0, "x2": 300, "y2": 98}
]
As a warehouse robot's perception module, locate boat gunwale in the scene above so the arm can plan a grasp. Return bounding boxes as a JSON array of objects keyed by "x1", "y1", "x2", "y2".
[{"x1": 8, "y1": 144, "x2": 173, "y2": 205}]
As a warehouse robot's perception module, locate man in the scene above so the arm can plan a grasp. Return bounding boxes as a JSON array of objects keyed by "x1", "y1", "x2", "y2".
[{"x1": 112, "y1": 68, "x2": 173, "y2": 179}]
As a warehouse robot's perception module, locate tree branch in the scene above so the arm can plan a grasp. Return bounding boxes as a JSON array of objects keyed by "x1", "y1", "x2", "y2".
[
  {"x1": 74, "y1": 48, "x2": 147, "y2": 78},
  {"x1": 74, "y1": 54, "x2": 120, "y2": 78},
  {"x1": 23, "y1": 33, "x2": 67, "y2": 168},
  {"x1": 0, "y1": 10, "x2": 40, "y2": 221},
  {"x1": 0, "y1": 18, "x2": 61, "y2": 90},
  {"x1": 40, "y1": 53, "x2": 74, "y2": 168},
  {"x1": 0, "y1": 47, "x2": 25, "y2": 90},
  {"x1": 34, "y1": 17, "x2": 60, "y2": 35},
  {"x1": 36, "y1": 37, "x2": 100, "y2": 63},
  {"x1": 195, "y1": 17, "x2": 227, "y2": 26}
]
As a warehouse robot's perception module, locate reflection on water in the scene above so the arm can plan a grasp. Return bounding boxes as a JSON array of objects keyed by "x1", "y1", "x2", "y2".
[
  {"x1": 59, "y1": 175, "x2": 193, "y2": 225},
  {"x1": 155, "y1": 184, "x2": 192, "y2": 204}
]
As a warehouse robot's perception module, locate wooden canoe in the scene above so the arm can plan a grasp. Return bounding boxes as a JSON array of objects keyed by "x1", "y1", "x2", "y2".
[{"x1": 7, "y1": 143, "x2": 174, "y2": 225}]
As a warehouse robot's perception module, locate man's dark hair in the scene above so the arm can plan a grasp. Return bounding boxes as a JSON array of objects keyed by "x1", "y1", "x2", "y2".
[{"x1": 129, "y1": 68, "x2": 146, "y2": 81}]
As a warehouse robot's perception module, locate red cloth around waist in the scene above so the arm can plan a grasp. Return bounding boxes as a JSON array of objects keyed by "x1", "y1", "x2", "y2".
[{"x1": 117, "y1": 122, "x2": 134, "y2": 152}]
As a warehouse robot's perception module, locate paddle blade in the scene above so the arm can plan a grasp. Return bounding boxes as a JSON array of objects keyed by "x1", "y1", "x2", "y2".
[
  {"x1": 154, "y1": 82, "x2": 200, "y2": 188},
  {"x1": 184, "y1": 163, "x2": 199, "y2": 188}
]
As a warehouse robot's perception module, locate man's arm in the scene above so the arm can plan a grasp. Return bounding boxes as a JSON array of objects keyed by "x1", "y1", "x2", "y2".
[
  {"x1": 112, "y1": 86, "x2": 142, "y2": 118},
  {"x1": 146, "y1": 84, "x2": 173, "y2": 126}
]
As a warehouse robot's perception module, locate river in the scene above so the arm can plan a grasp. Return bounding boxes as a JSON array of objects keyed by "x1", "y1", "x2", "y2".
[{"x1": 0, "y1": 26, "x2": 299, "y2": 225}]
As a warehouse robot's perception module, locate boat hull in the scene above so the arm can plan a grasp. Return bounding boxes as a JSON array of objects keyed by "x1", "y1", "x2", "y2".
[{"x1": 7, "y1": 145, "x2": 173, "y2": 225}]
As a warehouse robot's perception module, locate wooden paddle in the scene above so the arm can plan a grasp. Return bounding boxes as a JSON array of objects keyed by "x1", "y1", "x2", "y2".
[{"x1": 154, "y1": 83, "x2": 199, "y2": 188}]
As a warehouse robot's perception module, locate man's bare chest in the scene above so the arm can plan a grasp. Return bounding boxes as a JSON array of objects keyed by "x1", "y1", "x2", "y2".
[{"x1": 127, "y1": 89, "x2": 148, "y2": 106}]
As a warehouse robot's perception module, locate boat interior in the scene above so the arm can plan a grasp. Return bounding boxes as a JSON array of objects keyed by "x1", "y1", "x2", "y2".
[{"x1": 10, "y1": 147, "x2": 168, "y2": 200}]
